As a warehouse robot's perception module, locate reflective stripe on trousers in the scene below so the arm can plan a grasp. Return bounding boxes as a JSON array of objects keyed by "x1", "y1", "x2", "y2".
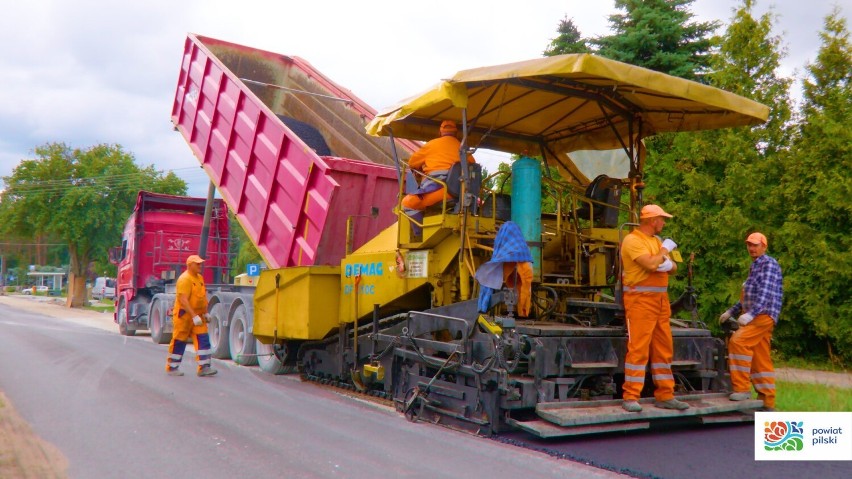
[
  {"x1": 728, "y1": 314, "x2": 776, "y2": 407},
  {"x1": 166, "y1": 339, "x2": 187, "y2": 372},
  {"x1": 621, "y1": 292, "x2": 675, "y2": 402},
  {"x1": 165, "y1": 331, "x2": 214, "y2": 373},
  {"x1": 624, "y1": 286, "x2": 668, "y2": 293}
]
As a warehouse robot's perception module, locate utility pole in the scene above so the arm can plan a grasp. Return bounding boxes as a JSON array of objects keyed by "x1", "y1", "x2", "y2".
[{"x1": 0, "y1": 254, "x2": 5, "y2": 295}]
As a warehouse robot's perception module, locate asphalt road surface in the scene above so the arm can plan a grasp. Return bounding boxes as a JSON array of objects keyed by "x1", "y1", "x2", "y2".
[
  {"x1": 498, "y1": 421, "x2": 850, "y2": 478},
  {"x1": 0, "y1": 301, "x2": 620, "y2": 479}
]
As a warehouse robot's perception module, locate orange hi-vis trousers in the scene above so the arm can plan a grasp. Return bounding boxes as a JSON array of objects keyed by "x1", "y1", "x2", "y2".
[
  {"x1": 728, "y1": 314, "x2": 776, "y2": 408},
  {"x1": 622, "y1": 292, "x2": 676, "y2": 402},
  {"x1": 402, "y1": 187, "x2": 450, "y2": 211},
  {"x1": 503, "y1": 262, "x2": 534, "y2": 317},
  {"x1": 166, "y1": 314, "x2": 213, "y2": 374}
]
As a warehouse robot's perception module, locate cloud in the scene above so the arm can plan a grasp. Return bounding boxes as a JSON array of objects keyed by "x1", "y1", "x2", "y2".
[{"x1": 0, "y1": 0, "x2": 846, "y2": 196}]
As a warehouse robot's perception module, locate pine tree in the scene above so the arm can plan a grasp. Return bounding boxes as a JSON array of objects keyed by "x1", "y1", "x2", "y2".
[
  {"x1": 544, "y1": 16, "x2": 591, "y2": 56},
  {"x1": 593, "y1": 0, "x2": 718, "y2": 80}
]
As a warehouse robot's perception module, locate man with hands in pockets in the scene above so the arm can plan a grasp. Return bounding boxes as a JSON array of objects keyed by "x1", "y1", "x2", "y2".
[
  {"x1": 619, "y1": 204, "x2": 688, "y2": 413},
  {"x1": 165, "y1": 254, "x2": 218, "y2": 377},
  {"x1": 719, "y1": 232, "x2": 782, "y2": 411}
]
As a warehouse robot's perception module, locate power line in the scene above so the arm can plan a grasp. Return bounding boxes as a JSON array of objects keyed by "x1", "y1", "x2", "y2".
[
  {"x1": 1, "y1": 167, "x2": 208, "y2": 195},
  {"x1": 0, "y1": 243, "x2": 67, "y2": 247},
  {"x1": 7, "y1": 167, "x2": 199, "y2": 186}
]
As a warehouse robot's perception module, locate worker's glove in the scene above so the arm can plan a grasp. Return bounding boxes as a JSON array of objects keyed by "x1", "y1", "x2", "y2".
[
  {"x1": 737, "y1": 313, "x2": 754, "y2": 327},
  {"x1": 656, "y1": 257, "x2": 674, "y2": 272},
  {"x1": 192, "y1": 315, "x2": 203, "y2": 326},
  {"x1": 661, "y1": 238, "x2": 678, "y2": 253},
  {"x1": 202, "y1": 313, "x2": 210, "y2": 323},
  {"x1": 719, "y1": 311, "x2": 732, "y2": 325}
]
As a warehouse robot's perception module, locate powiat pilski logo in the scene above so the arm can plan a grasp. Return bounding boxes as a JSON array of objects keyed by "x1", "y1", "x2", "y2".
[{"x1": 764, "y1": 420, "x2": 804, "y2": 451}]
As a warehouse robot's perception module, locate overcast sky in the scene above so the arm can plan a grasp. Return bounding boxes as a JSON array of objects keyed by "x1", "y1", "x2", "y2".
[{"x1": 0, "y1": 0, "x2": 847, "y2": 196}]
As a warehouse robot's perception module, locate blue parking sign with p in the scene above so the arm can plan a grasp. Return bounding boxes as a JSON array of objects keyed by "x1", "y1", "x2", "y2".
[{"x1": 247, "y1": 264, "x2": 260, "y2": 276}]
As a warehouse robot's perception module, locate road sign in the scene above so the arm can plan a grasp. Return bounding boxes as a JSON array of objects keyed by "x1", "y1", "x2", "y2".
[{"x1": 247, "y1": 264, "x2": 260, "y2": 276}]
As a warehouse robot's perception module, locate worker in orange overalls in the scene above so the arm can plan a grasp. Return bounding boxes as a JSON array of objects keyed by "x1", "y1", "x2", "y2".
[
  {"x1": 475, "y1": 221, "x2": 534, "y2": 317},
  {"x1": 719, "y1": 232, "x2": 783, "y2": 411},
  {"x1": 402, "y1": 120, "x2": 475, "y2": 233},
  {"x1": 165, "y1": 254, "x2": 217, "y2": 377},
  {"x1": 620, "y1": 204, "x2": 689, "y2": 412}
]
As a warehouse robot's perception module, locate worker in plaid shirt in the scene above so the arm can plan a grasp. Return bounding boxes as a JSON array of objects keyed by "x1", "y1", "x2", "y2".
[{"x1": 719, "y1": 232, "x2": 783, "y2": 411}]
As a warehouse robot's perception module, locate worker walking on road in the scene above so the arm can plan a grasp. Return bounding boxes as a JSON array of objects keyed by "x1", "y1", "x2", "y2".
[
  {"x1": 166, "y1": 254, "x2": 218, "y2": 377},
  {"x1": 620, "y1": 204, "x2": 689, "y2": 412},
  {"x1": 719, "y1": 232, "x2": 782, "y2": 411},
  {"x1": 402, "y1": 120, "x2": 475, "y2": 232}
]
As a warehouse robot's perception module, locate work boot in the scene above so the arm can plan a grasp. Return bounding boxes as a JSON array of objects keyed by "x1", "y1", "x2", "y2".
[
  {"x1": 622, "y1": 400, "x2": 642, "y2": 413},
  {"x1": 729, "y1": 391, "x2": 752, "y2": 401},
  {"x1": 197, "y1": 366, "x2": 218, "y2": 377},
  {"x1": 758, "y1": 406, "x2": 776, "y2": 412},
  {"x1": 655, "y1": 398, "x2": 689, "y2": 410},
  {"x1": 167, "y1": 369, "x2": 184, "y2": 377}
]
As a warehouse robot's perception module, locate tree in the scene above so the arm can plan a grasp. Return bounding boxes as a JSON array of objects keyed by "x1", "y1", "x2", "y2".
[
  {"x1": 775, "y1": 8, "x2": 852, "y2": 363},
  {"x1": 230, "y1": 212, "x2": 264, "y2": 279},
  {"x1": 544, "y1": 16, "x2": 591, "y2": 56},
  {"x1": 642, "y1": 0, "x2": 793, "y2": 340},
  {"x1": 0, "y1": 143, "x2": 186, "y2": 307},
  {"x1": 592, "y1": 0, "x2": 719, "y2": 80}
]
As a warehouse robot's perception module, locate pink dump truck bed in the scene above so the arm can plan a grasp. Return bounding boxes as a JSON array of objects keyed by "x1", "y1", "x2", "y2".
[{"x1": 171, "y1": 34, "x2": 414, "y2": 268}]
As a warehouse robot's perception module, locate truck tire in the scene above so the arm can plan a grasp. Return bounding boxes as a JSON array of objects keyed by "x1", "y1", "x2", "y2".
[
  {"x1": 257, "y1": 340, "x2": 297, "y2": 375},
  {"x1": 149, "y1": 299, "x2": 172, "y2": 345},
  {"x1": 229, "y1": 304, "x2": 257, "y2": 366},
  {"x1": 117, "y1": 299, "x2": 136, "y2": 336},
  {"x1": 208, "y1": 303, "x2": 231, "y2": 359}
]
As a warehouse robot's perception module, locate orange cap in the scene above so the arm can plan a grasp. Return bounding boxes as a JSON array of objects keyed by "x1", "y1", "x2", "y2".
[
  {"x1": 640, "y1": 204, "x2": 673, "y2": 219},
  {"x1": 186, "y1": 254, "x2": 206, "y2": 265},
  {"x1": 439, "y1": 120, "x2": 458, "y2": 135},
  {"x1": 745, "y1": 232, "x2": 767, "y2": 246}
]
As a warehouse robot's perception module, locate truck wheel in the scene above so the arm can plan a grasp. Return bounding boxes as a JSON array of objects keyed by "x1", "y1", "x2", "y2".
[
  {"x1": 117, "y1": 299, "x2": 136, "y2": 336},
  {"x1": 149, "y1": 299, "x2": 172, "y2": 345},
  {"x1": 257, "y1": 341, "x2": 297, "y2": 375},
  {"x1": 208, "y1": 303, "x2": 231, "y2": 359},
  {"x1": 229, "y1": 304, "x2": 257, "y2": 366}
]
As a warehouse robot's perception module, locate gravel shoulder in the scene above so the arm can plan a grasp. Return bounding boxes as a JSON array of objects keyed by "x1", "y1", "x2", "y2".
[{"x1": 0, "y1": 294, "x2": 83, "y2": 479}]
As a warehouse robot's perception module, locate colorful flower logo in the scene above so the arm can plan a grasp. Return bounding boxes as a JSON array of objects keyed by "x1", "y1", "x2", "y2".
[{"x1": 764, "y1": 421, "x2": 804, "y2": 451}]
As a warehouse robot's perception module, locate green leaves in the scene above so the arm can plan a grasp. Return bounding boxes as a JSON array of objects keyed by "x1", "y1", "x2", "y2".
[
  {"x1": 0, "y1": 142, "x2": 187, "y2": 305},
  {"x1": 774, "y1": 8, "x2": 852, "y2": 364},
  {"x1": 545, "y1": 3, "x2": 850, "y2": 363}
]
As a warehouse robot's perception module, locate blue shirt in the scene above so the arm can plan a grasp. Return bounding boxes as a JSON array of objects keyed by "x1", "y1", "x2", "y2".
[
  {"x1": 728, "y1": 254, "x2": 783, "y2": 323},
  {"x1": 475, "y1": 221, "x2": 533, "y2": 312}
]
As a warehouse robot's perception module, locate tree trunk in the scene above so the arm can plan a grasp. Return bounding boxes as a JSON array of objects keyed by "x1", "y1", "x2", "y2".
[
  {"x1": 65, "y1": 247, "x2": 89, "y2": 308},
  {"x1": 66, "y1": 274, "x2": 88, "y2": 308}
]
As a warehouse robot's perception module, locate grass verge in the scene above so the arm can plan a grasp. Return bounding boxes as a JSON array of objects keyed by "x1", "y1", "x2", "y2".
[
  {"x1": 83, "y1": 299, "x2": 114, "y2": 313},
  {"x1": 774, "y1": 352, "x2": 848, "y2": 373},
  {"x1": 776, "y1": 381, "x2": 852, "y2": 412}
]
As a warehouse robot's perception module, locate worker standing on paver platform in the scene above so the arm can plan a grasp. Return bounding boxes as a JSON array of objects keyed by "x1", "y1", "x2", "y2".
[
  {"x1": 719, "y1": 232, "x2": 783, "y2": 411},
  {"x1": 165, "y1": 255, "x2": 217, "y2": 377},
  {"x1": 620, "y1": 204, "x2": 689, "y2": 413}
]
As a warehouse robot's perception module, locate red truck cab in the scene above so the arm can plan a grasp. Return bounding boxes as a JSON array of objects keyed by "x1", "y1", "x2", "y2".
[{"x1": 109, "y1": 191, "x2": 230, "y2": 337}]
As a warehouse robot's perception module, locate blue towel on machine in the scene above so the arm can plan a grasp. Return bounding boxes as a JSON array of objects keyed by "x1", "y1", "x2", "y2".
[{"x1": 475, "y1": 221, "x2": 533, "y2": 312}]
